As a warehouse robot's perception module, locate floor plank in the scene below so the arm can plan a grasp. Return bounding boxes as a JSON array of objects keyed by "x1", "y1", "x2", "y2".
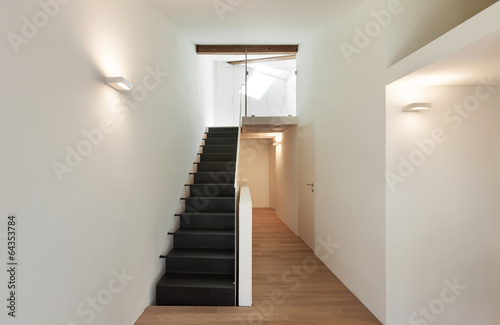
[{"x1": 135, "y1": 208, "x2": 382, "y2": 325}]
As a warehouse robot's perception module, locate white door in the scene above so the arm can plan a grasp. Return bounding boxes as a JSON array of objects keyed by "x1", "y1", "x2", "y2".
[{"x1": 298, "y1": 124, "x2": 315, "y2": 250}]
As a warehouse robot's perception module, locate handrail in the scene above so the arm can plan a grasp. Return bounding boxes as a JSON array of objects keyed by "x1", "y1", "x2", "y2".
[
  {"x1": 234, "y1": 48, "x2": 248, "y2": 306},
  {"x1": 235, "y1": 46, "x2": 247, "y2": 189},
  {"x1": 234, "y1": 89, "x2": 243, "y2": 306},
  {"x1": 234, "y1": 88, "x2": 243, "y2": 189}
]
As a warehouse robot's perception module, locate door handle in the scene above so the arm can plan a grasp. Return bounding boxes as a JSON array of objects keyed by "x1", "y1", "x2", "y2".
[{"x1": 307, "y1": 183, "x2": 314, "y2": 186}]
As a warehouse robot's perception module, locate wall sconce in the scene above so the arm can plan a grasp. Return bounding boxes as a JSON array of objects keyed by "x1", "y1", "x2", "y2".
[
  {"x1": 106, "y1": 77, "x2": 134, "y2": 91},
  {"x1": 402, "y1": 103, "x2": 431, "y2": 112}
]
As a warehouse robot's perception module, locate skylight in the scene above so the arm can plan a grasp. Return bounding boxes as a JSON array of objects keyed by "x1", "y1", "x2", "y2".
[{"x1": 241, "y1": 64, "x2": 288, "y2": 100}]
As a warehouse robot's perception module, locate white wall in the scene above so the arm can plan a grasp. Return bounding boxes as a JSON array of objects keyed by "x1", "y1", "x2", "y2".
[
  {"x1": 387, "y1": 0, "x2": 497, "y2": 65},
  {"x1": 274, "y1": 127, "x2": 299, "y2": 234},
  {"x1": 297, "y1": 0, "x2": 500, "y2": 322},
  {"x1": 269, "y1": 144, "x2": 277, "y2": 209},
  {"x1": 386, "y1": 85, "x2": 500, "y2": 325},
  {"x1": 198, "y1": 57, "x2": 215, "y2": 126},
  {"x1": 297, "y1": 0, "x2": 388, "y2": 321},
  {"x1": 215, "y1": 62, "x2": 244, "y2": 126},
  {"x1": 0, "y1": 1, "x2": 211, "y2": 324},
  {"x1": 239, "y1": 139, "x2": 272, "y2": 208}
]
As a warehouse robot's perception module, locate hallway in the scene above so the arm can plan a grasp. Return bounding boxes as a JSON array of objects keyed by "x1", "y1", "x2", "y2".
[{"x1": 135, "y1": 208, "x2": 381, "y2": 324}]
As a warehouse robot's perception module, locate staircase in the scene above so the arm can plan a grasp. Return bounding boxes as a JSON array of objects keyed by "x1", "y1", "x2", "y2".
[{"x1": 156, "y1": 127, "x2": 239, "y2": 306}]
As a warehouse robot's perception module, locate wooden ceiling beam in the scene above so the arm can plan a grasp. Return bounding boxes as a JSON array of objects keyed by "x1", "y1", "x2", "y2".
[
  {"x1": 196, "y1": 45, "x2": 298, "y2": 55},
  {"x1": 227, "y1": 55, "x2": 297, "y2": 65}
]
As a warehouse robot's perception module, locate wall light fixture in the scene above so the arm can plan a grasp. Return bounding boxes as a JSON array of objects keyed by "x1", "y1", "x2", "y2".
[
  {"x1": 402, "y1": 102, "x2": 431, "y2": 112},
  {"x1": 106, "y1": 77, "x2": 133, "y2": 91}
]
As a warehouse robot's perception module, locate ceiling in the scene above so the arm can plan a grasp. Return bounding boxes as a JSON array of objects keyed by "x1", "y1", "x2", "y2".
[
  {"x1": 394, "y1": 28, "x2": 500, "y2": 86},
  {"x1": 146, "y1": 0, "x2": 366, "y2": 44},
  {"x1": 146, "y1": 0, "x2": 500, "y2": 87}
]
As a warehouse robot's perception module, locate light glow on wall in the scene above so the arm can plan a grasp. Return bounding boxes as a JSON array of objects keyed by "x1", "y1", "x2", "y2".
[
  {"x1": 395, "y1": 72, "x2": 471, "y2": 86},
  {"x1": 273, "y1": 133, "x2": 283, "y2": 146}
]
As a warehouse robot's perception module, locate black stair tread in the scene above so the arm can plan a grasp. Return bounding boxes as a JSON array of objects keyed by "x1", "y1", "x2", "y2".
[
  {"x1": 200, "y1": 147, "x2": 237, "y2": 154},
  {"x1": 190, "y1": 174, "x2": 235, "y2": 179},
  {"x1": 204, "y1": 138, "x2": 238, "y2": 141},
  {"x1": 197, "y1": 152, "x2": 236, "y2": 154},
  {"x1": 190, "y1": 172, "x2": 235, "y2": 174},
  {"x1": 177, "y1": 211, "x2": 235, "y2": 215},
  {"x1": 167, "y1": 248, "x2": 235, "y2": 259},
  {"x1": 204, "y1": 131, "x2": 238, "y2": 133},
  {"x1": 197, "y1": 159, "x2": 236, "y2": 162},
  {"x1": 206, "y1": 130, "x2": 238, "y2": 132},
  {"x1": 200, "y1": 143, "x2": 237, "y2": 147},
  {"x1": 197, "y1": 154, "x2": 236, "y2": 158},
  {"x1": 197, "y1": 160, "x2": 236, "y2": 163},
  {"x1": 206, "y1": 131, "x2": 238, "y2": 134},
  {"x1": 194, "y1": 161, "x2": 235, "y2": 164},
  {"x1": 176, "y1": 211, "x2": 235, "y2": 217},
  {"x1": 183, "y1": 196, "x2": 235, "y2": 199},
  {"x1": 185, "y1": 183, "x2": 234, "y2": 186},
  {"x1": 205, "y1": 126, "x2": 238, "y2": 133},
  {"x1": 185, "y1": 194, "x2": 234, "y2": 196},
  {"x1": 194, "y1": 163, "x2": 235, "y2": 167},
  {"x1": 208, "y1": 127, "x2": 238, "y2": 130},
  {"x1": 203, "y1": 140, "x2": 238, "y2": 145},
  {"x1": 173, "y1": 228, "x2": 235, "y2": 235},
  {"x1": 157, "y1": 273, "x2": 235, "y2": 289},
  {"x1": 198, "y1": 150, "x2": 238, "y2": 158}
]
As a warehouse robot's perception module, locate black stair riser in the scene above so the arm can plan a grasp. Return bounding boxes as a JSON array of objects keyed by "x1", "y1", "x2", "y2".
[
  {"x1": 185, "y1": 198, "x2": 235, "y2": 212},
  {"x1": 193, "y1": 172, "x2": 235, "y2": 184},
  {"x1": 173, "y1": 234, "x2": 235, "y2": 249},
  {"x1": 189, "y1": 185, "x2": 235, "y2": 197},
  {"x1": 199, "y1": 153, "x2": 236, "y2": 163},
  {"x1": 202, "y1": 146, "x2": 237, "y2": 154},
  {"x1": 167, "y1": 257, "x2": 235, "y2": 274},
  {"x1": 208, "y1": 127, "x2": 239, "y2": 133},
  {"x1": 197, "y1": 162, "x2": 235, "y2": 173},
  {"x1": 204, "y1": 138, "x2": 238, "y2": 146},
  {"x1": 156, "y1": 286, "x2": 234, "y2": 306},
  {"x1": 179, "y1": 214, "x2": 235, "y2": 229},
  {"x1": 206, "y1": 133, "x2": 238, "y2": 139}
]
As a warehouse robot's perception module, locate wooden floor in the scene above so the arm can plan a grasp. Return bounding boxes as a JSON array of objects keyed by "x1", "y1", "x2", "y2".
[{"x1": 135, "y1": 208, "x2": 381, "y2": 325}]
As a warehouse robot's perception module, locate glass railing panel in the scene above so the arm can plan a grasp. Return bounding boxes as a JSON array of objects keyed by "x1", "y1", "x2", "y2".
[{"x1": 245, "y1": 59, "x2": 296, "y2": 117}]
